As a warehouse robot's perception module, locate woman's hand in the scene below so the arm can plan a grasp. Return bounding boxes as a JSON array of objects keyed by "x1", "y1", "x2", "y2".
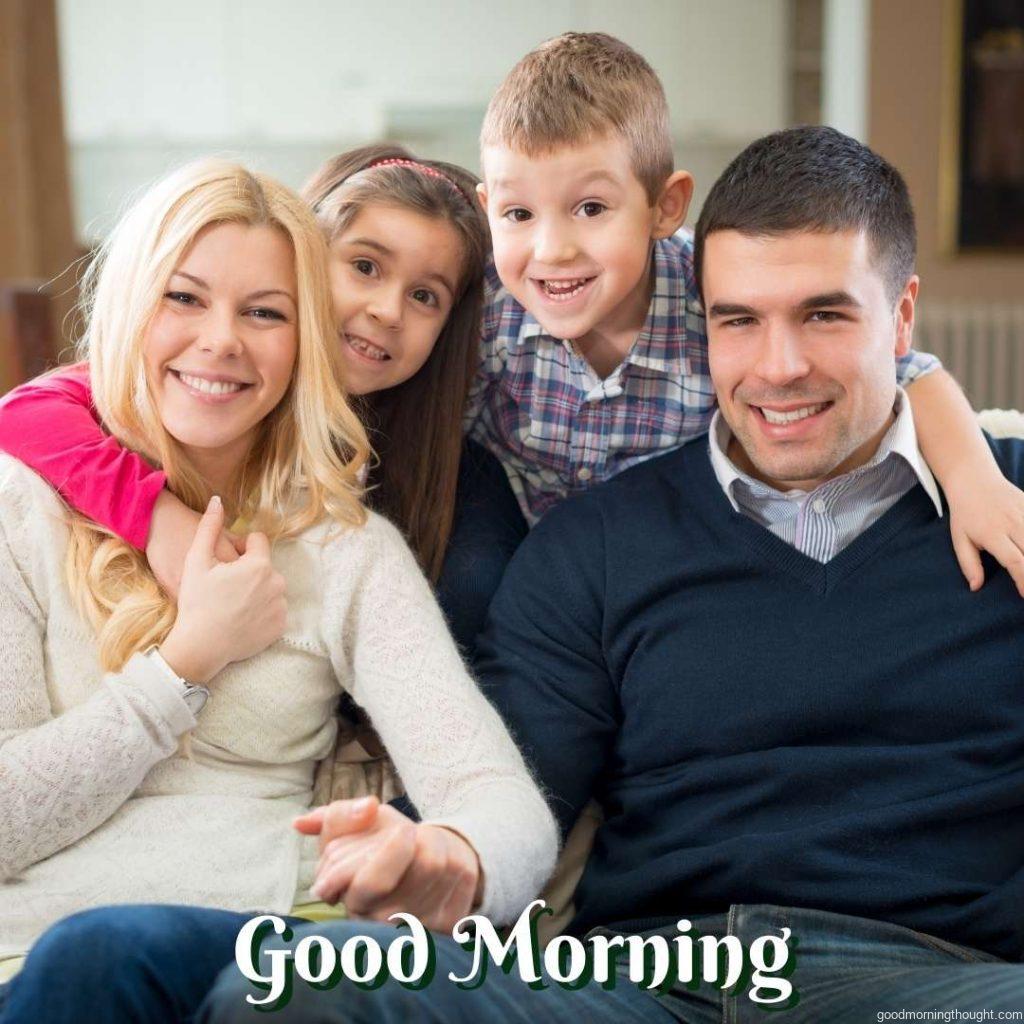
[
  {"x1": 295, "y1": 797, "x2": 483, "y2": 933},
  {"x1": 148, "y1": 489, "x2": 243, "y2": 598},
  {"x1": 159, "y1": 496, "x2": 288, "y2": 683}
]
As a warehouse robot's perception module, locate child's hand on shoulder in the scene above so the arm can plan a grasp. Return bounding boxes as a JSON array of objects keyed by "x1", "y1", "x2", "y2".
[{"x1": 945, "y1": 469, "x2": 1024, "y2": 596}]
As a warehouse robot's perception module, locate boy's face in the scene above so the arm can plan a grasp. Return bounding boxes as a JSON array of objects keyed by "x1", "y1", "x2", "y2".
[
  {"x1": 480, "y1": 134, "x2": 663, "y2": 344},
  {"x1": 705, "y1": 227, "x2": 917, "y2": 493}
]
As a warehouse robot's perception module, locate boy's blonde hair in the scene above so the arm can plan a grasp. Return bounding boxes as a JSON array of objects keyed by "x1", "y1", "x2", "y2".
[
  {"x1": 69, "y1": 159, "x2": 370, "y2": 672},
  {"x1": 480, "y1": 32, "x2": 673, "y2": 204}
]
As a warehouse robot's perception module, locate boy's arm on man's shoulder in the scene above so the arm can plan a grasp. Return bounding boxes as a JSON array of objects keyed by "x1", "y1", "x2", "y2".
[
  {"x1": 906, "y1": 367, "x2": 1024, "y2": 596},
  {"x1": 473, "y1": 497, "x2": 615, "y2": 840},
  {"x1": 896, "y1": 346, "x2": 941, "y2": 386}
]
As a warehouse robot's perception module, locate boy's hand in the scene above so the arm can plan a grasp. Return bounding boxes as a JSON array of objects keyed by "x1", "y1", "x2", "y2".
[
  {"x1": 946, "y1": 471, "x2": 1024, "y2": 596},
  {"x1": 148, "y1": 489, "x2": 243, "y2": 597},
  {"x1": 295, "y1": 797, "x2": 482, "y2": 932}
]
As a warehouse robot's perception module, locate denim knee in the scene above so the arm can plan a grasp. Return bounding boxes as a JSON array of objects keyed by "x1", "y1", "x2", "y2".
[{"x1": 22, "y1": 905, "x2": 165, "y2": 977}]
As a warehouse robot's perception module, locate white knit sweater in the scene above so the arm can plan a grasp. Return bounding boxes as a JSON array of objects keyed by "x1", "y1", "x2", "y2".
[{"x1": 0, "y1": 455, "x2": 557, "y2": 956}]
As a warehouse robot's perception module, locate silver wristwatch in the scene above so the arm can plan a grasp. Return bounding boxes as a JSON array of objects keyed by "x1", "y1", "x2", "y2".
[{"x1": 142, "y1": 646, "x2": 210, "y2": 716}]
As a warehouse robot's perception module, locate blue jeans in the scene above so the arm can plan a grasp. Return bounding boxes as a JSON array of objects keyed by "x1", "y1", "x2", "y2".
[
  {"x1": 0, "y1": 905, "x2": 302, "y2": 1024},
  {"x1": 4, "y1": 903, "x2": 1021, "y2": 1023}
]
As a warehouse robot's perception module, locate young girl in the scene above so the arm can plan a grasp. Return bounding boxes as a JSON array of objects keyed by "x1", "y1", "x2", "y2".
[
  {"x1": 0, "y1": 143, "x2": 526, "y2": 656},
  {"x1": 0, "y1": 160, "x2": 556, "y2": 1018}
]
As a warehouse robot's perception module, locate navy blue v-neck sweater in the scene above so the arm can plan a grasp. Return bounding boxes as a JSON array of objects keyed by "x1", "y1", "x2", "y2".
[{"x1": 477, "y1": 434, "x2": 1024, "y2": 960}]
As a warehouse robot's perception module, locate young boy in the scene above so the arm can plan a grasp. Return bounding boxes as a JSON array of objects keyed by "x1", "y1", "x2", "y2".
[{"x1": 465, "y1": 32, "x2": 1024, "y2": 593}]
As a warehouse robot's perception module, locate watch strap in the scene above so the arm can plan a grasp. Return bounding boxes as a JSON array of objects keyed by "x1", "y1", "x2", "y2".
[{"x1": 142, "y1": 646, "x2": 210, "y2": 716}]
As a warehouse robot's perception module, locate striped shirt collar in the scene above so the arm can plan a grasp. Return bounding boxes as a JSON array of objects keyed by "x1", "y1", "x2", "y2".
[{"x1": 708, "y1": 388, "x2": 944, "y2": 518}]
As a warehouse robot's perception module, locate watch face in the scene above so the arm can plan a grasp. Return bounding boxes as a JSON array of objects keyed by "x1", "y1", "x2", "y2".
[{"x1": 184, "y1": 687, "x2": 209, "y2": 715}]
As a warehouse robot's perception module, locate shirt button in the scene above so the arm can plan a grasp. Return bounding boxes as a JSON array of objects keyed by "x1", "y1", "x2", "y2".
[
  {"x1": 578, "y1": 467, "x2": 593, "y2": 482},
  {"x1": 812, "y1": 499, "x2": 826, "y2": 514}
]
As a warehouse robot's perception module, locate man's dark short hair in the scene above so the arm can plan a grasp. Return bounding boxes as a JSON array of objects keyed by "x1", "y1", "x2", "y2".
[{"x1": 694, "y1": 125, "x2": 917, "y2": 305}]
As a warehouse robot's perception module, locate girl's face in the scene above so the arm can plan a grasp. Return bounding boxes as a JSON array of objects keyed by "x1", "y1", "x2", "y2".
[
  {"x1": 328, "y1": 203, "x2": 465, "y2": 396},
  {"x1": 143, "y1": 221, "x2": 299, "y2": 490}
]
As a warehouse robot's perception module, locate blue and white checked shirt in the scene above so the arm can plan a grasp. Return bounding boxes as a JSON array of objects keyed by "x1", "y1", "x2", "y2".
[
  {"x1": 467, "y1": 230, "x2": 940, "y2": 525},
  {"x1": 708, "y1": 389, "x2": 944, "y2": 562}
]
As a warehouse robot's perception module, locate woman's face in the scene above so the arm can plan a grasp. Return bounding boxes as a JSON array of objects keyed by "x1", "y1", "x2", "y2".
[
  {"x1": 328, "y1": 203, "x2": 465, "y2": 396},
  {"x1": 143, "y1": 221, "x2": 299, "y2": 488}
]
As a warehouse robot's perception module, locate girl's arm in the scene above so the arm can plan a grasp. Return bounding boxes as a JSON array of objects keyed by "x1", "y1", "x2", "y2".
[
  {"x1": 0, "y1": 459, "x2": 195, "y2": 879},
  {"x1": 322, "y1": 514, "x2": 558, "y2": 926},
  {"x1": 905, "y1": 368, "x2": 1024, "y2": 596},
  {"x1": 0, "y1": 364, "x2": 165, "y2": 550},
  {"x1": 0, "y1": 366, "x2": 239, "y2": 594}
]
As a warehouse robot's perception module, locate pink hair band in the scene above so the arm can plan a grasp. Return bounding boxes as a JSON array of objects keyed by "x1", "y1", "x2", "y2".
[{"x1": 367, "y1": 158, "x2": 471, "y2": 204}]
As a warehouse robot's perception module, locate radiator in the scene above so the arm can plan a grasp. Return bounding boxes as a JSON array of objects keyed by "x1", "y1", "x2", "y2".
[{"x1": 914, "y1": 303, "x2": 1024, "y2": 410}]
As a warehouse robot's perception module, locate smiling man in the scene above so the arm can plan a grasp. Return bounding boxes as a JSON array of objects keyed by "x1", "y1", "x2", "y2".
[
  {"x1": 706, "y1": 228, "x2": 916, "y2": 495},
  {"x1": 698, "y1": 136, "x2": 940, "y2": 564},
  {"x1": 465, "y1": 126, "x2": 1024, "y2": 1021}
]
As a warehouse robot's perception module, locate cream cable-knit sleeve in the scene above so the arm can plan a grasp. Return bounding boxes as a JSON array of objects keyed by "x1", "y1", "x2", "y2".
[
  {"x1": 321, "y1": 513, "x2": 558, "y2": 926},
  {"x1": 0, "y1": 459, "x2": 195, "y2": 880}
]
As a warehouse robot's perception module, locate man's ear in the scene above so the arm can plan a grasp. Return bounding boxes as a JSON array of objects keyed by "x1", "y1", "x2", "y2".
[
  {"x1": 475, "y1": 182, "x2": 489, "y2": 213},
  {"x1": 894, "y1": 275, "x2": 919, "y2": 358},
  {"x1": 652, "y1": 170, "x2": 694, "y2": 240}
]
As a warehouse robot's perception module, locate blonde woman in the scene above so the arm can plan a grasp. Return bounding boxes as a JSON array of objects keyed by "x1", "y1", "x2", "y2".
[{"x1": 0, "y1": 161, "x2": 556, "y2": 1022}]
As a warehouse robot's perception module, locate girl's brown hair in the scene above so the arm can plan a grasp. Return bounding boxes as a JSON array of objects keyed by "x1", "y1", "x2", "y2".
[{"x1": 303, "y1": 143, "x2": 489, "y2": 582}]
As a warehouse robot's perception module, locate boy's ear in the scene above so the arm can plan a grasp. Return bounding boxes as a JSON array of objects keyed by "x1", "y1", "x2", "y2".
[
  {"x1": 894, "y1": 275, "x2": 919, "y2": 358},
  {"x1": 475, "y1": 182, "x2": 489, "y2": 213},
  {"x1": 652, "y1": 170, "x2": 694, "y2": 240}
]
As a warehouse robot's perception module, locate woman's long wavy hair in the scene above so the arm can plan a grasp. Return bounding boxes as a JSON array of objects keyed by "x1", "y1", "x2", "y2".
[
  {"x1": 302, "y1": 144, "x2": 489, "y2": 582},
  {"x1": 68, "y1": 159, "x2": 371, "y2": 671}
]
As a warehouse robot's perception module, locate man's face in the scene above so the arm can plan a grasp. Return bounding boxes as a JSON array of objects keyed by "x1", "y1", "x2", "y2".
[
  {"x1": 705, "y1": 228, "x2": 917, "y2": 491},
  {"x1": 479, "y1": 134, "x2": 662, "y2": 346}
]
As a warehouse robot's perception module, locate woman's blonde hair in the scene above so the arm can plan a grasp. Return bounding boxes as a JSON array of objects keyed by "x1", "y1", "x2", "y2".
[{"x1": 68, "y1": 158, "x2": 370, "y2": 671}]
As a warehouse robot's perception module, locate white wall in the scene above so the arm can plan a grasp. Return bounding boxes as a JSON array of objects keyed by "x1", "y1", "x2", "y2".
[
  {"x1": 58, "y1": 0, "x2": 790, "y2": 240},
  {"x1": 822, "y1": 0, "x2": 868, "y2": 140}
]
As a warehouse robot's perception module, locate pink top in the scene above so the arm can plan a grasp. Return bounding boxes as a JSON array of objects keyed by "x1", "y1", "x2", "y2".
[{"x1": 0, "y1": 364, "x2": 165, "y2": 549}]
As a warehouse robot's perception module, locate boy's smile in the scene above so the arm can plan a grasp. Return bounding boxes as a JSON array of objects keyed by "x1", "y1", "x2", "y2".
[{"x1": 480, "y1": 134, "x2": 687, "y2": 371}]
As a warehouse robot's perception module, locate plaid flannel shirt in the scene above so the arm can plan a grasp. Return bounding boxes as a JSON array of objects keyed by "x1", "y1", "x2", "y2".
[{"x1": 466, "y1": 229, "x2": 940, "y2": 525}]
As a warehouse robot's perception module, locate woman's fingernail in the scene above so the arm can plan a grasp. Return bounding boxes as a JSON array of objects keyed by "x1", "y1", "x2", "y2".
[
  {"x1": 207, "y1": 495, "x2": 221, "y2": 512},
  {"x1": 349, "y1": 796, "x2": 373, "y2": 816}
]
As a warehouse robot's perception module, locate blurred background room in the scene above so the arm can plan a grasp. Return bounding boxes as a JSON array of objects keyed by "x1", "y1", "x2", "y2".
[{"x1": 1, "y1": 0, "x2": 1021, "y2": 404}]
